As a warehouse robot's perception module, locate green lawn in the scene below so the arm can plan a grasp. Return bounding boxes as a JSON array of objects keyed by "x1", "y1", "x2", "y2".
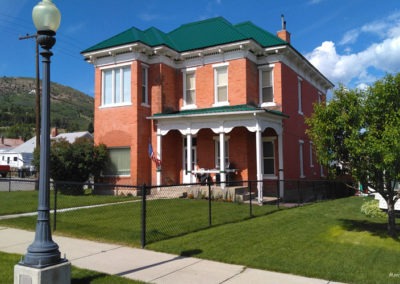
[
  {"x1": 0, "y1": 252, "x2": 144, "y2": 284},
  {"x1": 1, "y1": 193, "x2": 399, "y2": 284},
  {"x1": 0, "y1": 190, "x2": 136, "y2": 215},
  {"x1": 147, "y1": 197, "x2": 400, "y2": 284},
  {"x1": 0, "y1": 198, "x2": 277, "y2": 246}
]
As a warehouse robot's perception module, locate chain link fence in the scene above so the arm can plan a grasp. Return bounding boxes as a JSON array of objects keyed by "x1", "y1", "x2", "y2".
[{"x1": 1, "y1": 178, "x2": 354, "y2": 247}]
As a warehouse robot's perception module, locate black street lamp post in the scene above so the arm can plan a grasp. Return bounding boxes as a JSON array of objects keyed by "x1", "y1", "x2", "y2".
[{"x1": 20, "y1": 0, "x2": 65, "y2": 269}]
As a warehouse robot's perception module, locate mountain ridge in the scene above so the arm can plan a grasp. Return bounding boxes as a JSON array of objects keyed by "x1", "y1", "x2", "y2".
[{"x1": 0, "y1": 76, "x2": 94, "y2": 140}]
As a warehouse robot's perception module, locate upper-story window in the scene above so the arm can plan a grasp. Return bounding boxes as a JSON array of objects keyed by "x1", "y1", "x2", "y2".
[
  {"x1": 141, "y1": 65, "x2": 149, "y2": 105},
  {"x1": 298, "y1": 77, "x2": 303, "y2": 114},
  {"x1": 183, "y1": 69, "x2": 196, "y2": 108},
  {"x1": 213, "y1": 63, "x2": 228, "y2": 105},
  {"x1": 102, "y1": 65, "x2": 131, "y2": 107},
  {"x1": 259, "y1": 65, "x2": 274, "y2": 106}
]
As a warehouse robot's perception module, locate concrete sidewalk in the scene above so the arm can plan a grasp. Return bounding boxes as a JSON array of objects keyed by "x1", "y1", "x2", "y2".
[{"x1": 0, "y1": 227, "x2": 343, "y2": 283}]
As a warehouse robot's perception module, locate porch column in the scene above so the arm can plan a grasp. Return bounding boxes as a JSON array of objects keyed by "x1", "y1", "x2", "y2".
[
  {"x1": 219, "y1": 132, "x2": 226, "y2": 189},
  {"x1": 255, "y1": 128, "x2": 263, "y2": 204},
  {"x1": 278, "y1": 131, "x2": 284, "y2": 198},
  {"x1": 186, "y1": 134, "x2": 193, "y2": 183},
  {"x1": 156, "y1": 133, "x2": 162, "y2": 186}
]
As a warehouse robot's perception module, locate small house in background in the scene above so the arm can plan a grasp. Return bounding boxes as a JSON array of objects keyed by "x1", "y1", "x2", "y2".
[
  {"x1": 82, "y1": 17, "x2": 333, "y2": 200},
  {"x1": 0, "y1": 129, "x2": 93, "y2": 170}
]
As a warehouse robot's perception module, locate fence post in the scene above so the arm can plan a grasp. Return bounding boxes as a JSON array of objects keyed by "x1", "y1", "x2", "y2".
[
  {"x1": 53, "y1": 185, "x2": 57, "y2": 231},
  {"x1": 249, "y1": 182, "x2": 253, "y2": 217},
  {"x1": 141, "y1": 184, "x2": 147, "y2": 248},
  {"x1": 207, "y1": 178, "x2": 212, "y2": 227},
  {"x1": 8, "y1": 172, "x2": 11, "y2": 192}
]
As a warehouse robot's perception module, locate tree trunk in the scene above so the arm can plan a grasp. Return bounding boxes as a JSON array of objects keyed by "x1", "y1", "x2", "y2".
[{"x1": 386, "y1": 194, "x2": 397, "y2": 238}]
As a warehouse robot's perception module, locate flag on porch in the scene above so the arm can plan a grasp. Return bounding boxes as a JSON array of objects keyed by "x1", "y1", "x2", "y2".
[{"x1": 148, "y1": 143, "x2": 161, "y2": 168}]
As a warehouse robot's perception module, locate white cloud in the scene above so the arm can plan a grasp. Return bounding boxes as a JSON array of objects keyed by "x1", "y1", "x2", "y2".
[
  {"x1": 339, "y1": 29, "x2": 360, "y2": 45},
  {"x1": 307, "y1": 12, "x2": 400, "y2": 87}
]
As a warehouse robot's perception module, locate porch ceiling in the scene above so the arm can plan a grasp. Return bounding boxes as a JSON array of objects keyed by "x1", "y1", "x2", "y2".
[{"x1": 147, "y1": 104, "x2": 287, "y2": 135}]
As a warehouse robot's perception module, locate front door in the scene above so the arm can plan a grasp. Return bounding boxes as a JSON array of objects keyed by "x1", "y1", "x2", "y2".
[{"x1": 183, "y1": 139, "x2": 197, "y2": 183}]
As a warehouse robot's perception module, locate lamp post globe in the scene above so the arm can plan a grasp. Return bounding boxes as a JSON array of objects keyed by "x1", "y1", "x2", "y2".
[
  {"x1": 32, "y1": 0, "x2": 61, "y2": 33},
  {"x1": 21, "y1": 0, "x2": 65, "y2": 268}
]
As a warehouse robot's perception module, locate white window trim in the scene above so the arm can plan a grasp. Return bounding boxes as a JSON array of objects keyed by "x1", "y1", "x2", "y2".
[
  {"x1": 141, "y1": 64, "x2": 149, "y2": 107},
  {"x1": 182, "y1": 68, "x2": 197, "y2": 110},
  {"x1": 299, "y1": 140, "x2": 305, "y2": 178},
  {"x1": 263, "y1": 137, "x2": 277, "y2": 179},
  {"x1": 298, "y1": 77, "x2": 303, "y2": 115},
  {"x1": 259, "y1": 64, "x2": 275, "y2": 107},
  {"x1": 213, "y1": 63, "x2": 229, "y2": 107},
  {"x1": 100, "y1": 64, "x2": 132, "y2": 108}
]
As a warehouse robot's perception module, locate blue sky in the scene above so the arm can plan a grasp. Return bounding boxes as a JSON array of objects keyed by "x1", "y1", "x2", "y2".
[{"x1": 1, "y1": 0, "x2": 399, "y2": 96}]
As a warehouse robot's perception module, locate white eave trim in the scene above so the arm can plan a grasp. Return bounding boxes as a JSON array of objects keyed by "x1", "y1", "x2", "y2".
[{"x1": 147, "y1": 109, "x2": 286, "y2": 120}]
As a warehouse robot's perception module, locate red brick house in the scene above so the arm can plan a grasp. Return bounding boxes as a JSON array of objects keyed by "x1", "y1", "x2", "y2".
[{"x1": 81, "y1": 17, "x2": 333, "y2": 200}]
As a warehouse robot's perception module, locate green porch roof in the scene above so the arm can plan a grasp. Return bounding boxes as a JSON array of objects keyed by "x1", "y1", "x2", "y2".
[
  {"x1": 82, "y1": 17, "x2": 288, "y2": 53},
  {"x1": 149, "y1": 104, "x2": 288, "y2": 119}
]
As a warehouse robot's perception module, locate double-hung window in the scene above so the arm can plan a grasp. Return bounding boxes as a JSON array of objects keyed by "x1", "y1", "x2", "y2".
[
  {"x1": 298, "y1": 77, "x2": 303, "y2": 114},
  {"x1": 183, "y1": 69, "x2": 196, "y2": 108},
  {"x1": 299, "y1": 140, "x2": 305, "y2": 178},
  {"x1": 102, "y1": 65, "x2": 131, "y2": 107},
  {"x1": 259, "y1": 65, "x2": 274, "y2": 106},
  {"x1": 141, "y1": 65, "x2": 149, "y2": 105},
  {"x1": 214, "y1": 64, "x2": 228, "y2": 105},
  {"x1": 263, "y1": 138, "x2": 276, "y2": 177},
  {"x1": 103, "y1": 147, "x2": 131, "y2": 176}
]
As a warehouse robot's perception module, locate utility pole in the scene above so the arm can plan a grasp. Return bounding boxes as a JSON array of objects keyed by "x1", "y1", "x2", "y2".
[{"x1": 19, "y1": 33, "x2": 40, "y2": 150}]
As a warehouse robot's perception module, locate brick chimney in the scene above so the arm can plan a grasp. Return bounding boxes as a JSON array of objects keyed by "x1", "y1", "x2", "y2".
[
  {"x1": 277, "y1": 14, "x2": 291, "y2": 44},
  {"x1": 51, "y1": 127, "x2": 58, "y2": 137}
]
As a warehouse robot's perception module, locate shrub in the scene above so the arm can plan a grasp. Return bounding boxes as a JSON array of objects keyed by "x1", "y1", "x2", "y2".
[
  {"x1": 33, "y1": 137, "x2": 108, "y2": 195},
  {"x1": 360, "y1": 199, "x2": 387, "y2": 218}
]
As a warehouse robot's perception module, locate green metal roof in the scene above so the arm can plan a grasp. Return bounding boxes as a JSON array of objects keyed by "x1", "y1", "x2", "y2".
[
  {"x1": 82, "y1": 17, "x2": 288, "y2": 54},
  {"x1": 234, "y1": 21, "x2": 287, "y2": 47},
  {"x1": 168, "y1": 17, "x2": 248, "y2": 52},
  {"x1": 149, "y1": 104, "x2": 288, "y2": 119}
]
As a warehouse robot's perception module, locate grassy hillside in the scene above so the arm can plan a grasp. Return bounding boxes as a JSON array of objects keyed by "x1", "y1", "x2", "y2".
[{"x1": 0, "y1": 76, "x2": 93, "y2": 139}]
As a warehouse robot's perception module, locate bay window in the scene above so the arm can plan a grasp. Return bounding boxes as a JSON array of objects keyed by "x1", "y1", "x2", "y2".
[
  {"x1": 103, "y1": 147, "x2": 131, "y2": 176},
  {"x1": 101, "y1": 65, "x2": 131, "y2": 107}
]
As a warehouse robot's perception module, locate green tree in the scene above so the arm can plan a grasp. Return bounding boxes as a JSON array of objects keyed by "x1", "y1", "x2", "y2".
[
  {"x1": 306, "y1": 74, "x2": 400, "y2": 238},
  {"x1": 5, "y1": 123, "x2": 34, "y2": 141},
  {"x1": 33, "y1": 137, "x2": 108, "y2": 195}
]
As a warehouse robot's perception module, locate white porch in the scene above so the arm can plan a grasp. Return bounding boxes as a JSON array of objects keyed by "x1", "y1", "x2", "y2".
[{"x1": 148, "y1": 105, "x2": 287, "y2": 203}]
